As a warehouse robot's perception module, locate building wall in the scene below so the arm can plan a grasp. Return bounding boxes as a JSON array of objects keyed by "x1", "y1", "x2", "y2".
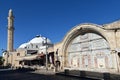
[
  {"x1": 67, "y1": 33, "x2": 113, "y2": 71},
  {"x1": 55, "y1": 21, "x2": 120, "y2": 72},
  {"x1": 3, "y1": 49, "x2": 26, "y2": 68},
  {"x1": 13, "y1": 49, "x2": 26, "y2": 67}
]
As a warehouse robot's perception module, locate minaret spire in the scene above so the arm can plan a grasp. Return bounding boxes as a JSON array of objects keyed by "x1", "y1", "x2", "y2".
[{"x1": 7, "y1": 9, "x2": 14, "y2": 52}]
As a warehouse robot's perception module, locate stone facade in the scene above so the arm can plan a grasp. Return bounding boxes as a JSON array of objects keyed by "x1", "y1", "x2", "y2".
[{"x1": 55, "y1": 22, "x2": 120, "y2": 72}]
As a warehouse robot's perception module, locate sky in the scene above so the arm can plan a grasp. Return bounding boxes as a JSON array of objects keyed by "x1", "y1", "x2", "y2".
[{"x1": 0, "y1": 0, "x2": 120, "y2": 55}]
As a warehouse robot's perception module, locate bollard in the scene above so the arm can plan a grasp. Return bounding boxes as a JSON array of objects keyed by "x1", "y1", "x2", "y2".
[
  {"x1": 64, "y1": 69, "x2": 69, "y2": 75},
  {"x1": 103, "y1": 73, "x2": 110, "y2": 80},
  {"x1": 80, "y1": 71, "x2": 86, "y2": 78}
]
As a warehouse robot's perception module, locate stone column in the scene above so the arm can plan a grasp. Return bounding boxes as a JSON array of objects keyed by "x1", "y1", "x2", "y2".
[{"x1": 111, "y1": 50, "x2": 119, "y2": 72}]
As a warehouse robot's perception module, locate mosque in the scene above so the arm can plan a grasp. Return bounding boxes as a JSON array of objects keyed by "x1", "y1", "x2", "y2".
[
  {"x1": 3, "y1": 9, "x2": 54, "y2": 69},
  {"x1": 3, "y1": 9, "x2": 120, "y2": 73}
]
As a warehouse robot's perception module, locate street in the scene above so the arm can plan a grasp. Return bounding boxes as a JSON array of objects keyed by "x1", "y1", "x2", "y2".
[{"x1": 0, "y1": 69, "x2": 92, "y2": 80}]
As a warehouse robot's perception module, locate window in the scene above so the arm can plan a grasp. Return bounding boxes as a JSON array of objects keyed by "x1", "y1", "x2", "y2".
[
  {"x1": 8, "y1": 54, "x2": 9, "y2": 57},
  {"x1": 36, "y1": 45, "x2": 38, "y2": 48},
  {"x1": 17, "y1": 53, "x2": 20, "y2": 56},
  {"x1": 31, "y1": 43, "x2": 33, "y2": 48}
]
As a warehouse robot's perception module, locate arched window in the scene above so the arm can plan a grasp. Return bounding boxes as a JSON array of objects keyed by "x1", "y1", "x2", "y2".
[
  {"x1": 17, "y1": 53, "x2": 20, "y2": 56},
  {"x1": 36, "y1": 45, "x2": 38, "y2": 48}
]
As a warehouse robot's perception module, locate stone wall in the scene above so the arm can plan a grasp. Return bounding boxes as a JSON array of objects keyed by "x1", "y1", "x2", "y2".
[{"x1": 55, "y1": 21, "x2": 120, "y2": 72}]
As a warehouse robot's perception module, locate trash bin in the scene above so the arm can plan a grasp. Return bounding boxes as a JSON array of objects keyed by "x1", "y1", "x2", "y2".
[
  {"x1": 80, "y1": 71, "x2": 86, "y2": 78},
  {"x1": 64, "y1": 69, "x2": 69, "y2": 75},
  {"x1": 103, "y1": 73, "x2": 110, "y2": 80}
]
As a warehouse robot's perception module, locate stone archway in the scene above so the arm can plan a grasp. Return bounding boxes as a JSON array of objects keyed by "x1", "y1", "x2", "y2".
[
  {"x1": 61, "y1": 23, "x2": 113, "y2": 71},
  {"x1": 62, "y1": 23, "x2": 109, "y2": 66}
]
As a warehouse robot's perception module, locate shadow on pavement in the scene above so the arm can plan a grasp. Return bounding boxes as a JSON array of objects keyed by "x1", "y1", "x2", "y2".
[{"x1": 0, "y1": 69, "x2": 90, "y2": 80}]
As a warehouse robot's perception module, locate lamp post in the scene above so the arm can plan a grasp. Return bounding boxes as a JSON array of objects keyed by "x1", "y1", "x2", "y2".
[
  {"x1": 42, "y1": 36, "x2": 53, "y2": 71},
  {"x1": 45, "y1": 37, "x2": 48, "y2": 71},
  {"x1": 42, "y1": 36, "x2": 48, "y2": 71}
]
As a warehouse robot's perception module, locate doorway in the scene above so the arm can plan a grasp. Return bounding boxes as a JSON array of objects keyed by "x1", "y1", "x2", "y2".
[{"x1": 118, "y1": 53, "x2": 120, "y2": 72}]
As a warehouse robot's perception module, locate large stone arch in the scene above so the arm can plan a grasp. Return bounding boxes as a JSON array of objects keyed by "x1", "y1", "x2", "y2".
[{"x1": 61, "y1": 23, "x2": 111, "y2": 67}]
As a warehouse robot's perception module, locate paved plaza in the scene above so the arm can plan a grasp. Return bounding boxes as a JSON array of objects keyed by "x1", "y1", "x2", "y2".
[{"x1": 0, "y1": 69, "x2": 94, "y2": 80}]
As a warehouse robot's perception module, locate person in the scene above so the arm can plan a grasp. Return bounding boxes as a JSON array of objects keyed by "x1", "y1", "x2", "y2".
[{"x1": 55, "y1": 60, "x2": 60, "y2": 72}]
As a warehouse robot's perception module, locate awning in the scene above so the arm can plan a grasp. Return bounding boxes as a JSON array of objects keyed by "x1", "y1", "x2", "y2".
[
  {"x1": 16, "y1": 55, "x2": 38, "y2": 61},
  {"x1": 16, "y1": 57, "x2": 24, "y2": 61},
  {"x1": 23, "y1": 55, "x2": 37, "y2": 60},
  {"x1": 16, "y1": 54, "x2": 46, "y2": 61}
]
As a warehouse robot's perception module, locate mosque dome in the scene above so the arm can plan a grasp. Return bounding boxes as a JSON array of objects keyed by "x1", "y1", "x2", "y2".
[
  {"x1": 18, "y1": 35, "x2": 52, "y2": 49},
  {"x1": 19, "y1": 43, "x2": 28, "y2": 48},
  {"x1": 29, "y1": 35, "x2": 51, "y2": 44}
]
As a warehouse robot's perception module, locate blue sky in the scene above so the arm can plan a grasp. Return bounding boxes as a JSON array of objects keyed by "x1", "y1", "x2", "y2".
[{"x1": 0, "y1": 0, "x2": 120, "y2": 55}]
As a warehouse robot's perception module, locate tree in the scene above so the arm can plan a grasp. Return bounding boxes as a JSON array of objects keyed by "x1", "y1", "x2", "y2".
[{"x1": 0, "y1": 56, "x2": 5, "y2": 66}]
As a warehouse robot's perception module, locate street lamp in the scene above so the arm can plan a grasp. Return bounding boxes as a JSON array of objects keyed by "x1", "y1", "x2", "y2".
[
  {"x1": 42, "y1": 36, "x2": 53, "y2": 71},
  {"x1": 45, "y1": 37, "x2": 48, "y2": 71},
  {"x1": 42, "y1": 37, "x2": 48, "y2": 71}
]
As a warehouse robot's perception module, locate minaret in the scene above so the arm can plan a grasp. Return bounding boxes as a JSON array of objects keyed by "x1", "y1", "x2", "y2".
[{"x1": 7, "y1": 9, "x2": 14, "y2": 52}]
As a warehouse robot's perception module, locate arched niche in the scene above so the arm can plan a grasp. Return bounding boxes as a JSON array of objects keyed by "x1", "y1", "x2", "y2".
[
  {"x1": 62, "y1": 23, "x2": 112, "y2": 70},
  {"x1": 67, "y1": 33, "x2": 111, "y2": 70}
]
